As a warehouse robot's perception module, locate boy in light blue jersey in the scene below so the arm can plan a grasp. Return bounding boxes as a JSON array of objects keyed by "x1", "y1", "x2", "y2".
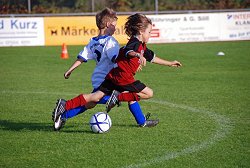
[{"x1": 53, "y1": 8, "x2": 147, "y2": 131}]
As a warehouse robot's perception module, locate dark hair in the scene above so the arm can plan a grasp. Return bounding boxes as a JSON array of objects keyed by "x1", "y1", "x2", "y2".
[
  {"x1": 96, "y1": 8, "x2": 118, "y2": 29},
  {"x1": 125, "y1": 13, "x2": 152, "y2": 37}
]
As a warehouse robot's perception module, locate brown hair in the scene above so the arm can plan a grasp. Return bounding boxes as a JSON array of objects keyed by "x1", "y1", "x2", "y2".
[
  {"x1": 96, "y1": 8, "x2": 118, "y2": 29},
  {"x1": 125, "y1": 13, "x2": 152, "y2": 37}
]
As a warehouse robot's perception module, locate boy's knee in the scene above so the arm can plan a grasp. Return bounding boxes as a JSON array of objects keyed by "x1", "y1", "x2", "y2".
[
  {"x1": 144, "y1": 89, "x2": 153, "y2": 99},
  {"x1": 148, "y1": 89, "x2": 153, "y2": 98}
]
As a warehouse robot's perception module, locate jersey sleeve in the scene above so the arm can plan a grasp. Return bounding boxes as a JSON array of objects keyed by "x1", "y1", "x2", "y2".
[
  {"x1": 124, "y1": 38, "x2": 155, "y2": 62},
  {"x1": 105, "y1": 37, "x2": 120, "y2": 63},
  {"x1": 123, "y1": 39, "x2": 140, "y2": 56},
  {"x1": 144, "y1": 47, "x2": 155, "y2": 62},
  {"x1": 77, "y1": 40, "x2": 95, "y2": 62}
]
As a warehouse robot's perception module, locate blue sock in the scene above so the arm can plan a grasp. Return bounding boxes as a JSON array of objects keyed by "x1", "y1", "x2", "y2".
[
  {"x1": 61, "y1": 106, "x2": 87, "y2": 119},
  {"x1": 97, "y1": 95, "x2": 110, "y2": 104},
  {"x1": 129, "y1": 102, "x2": 145, "y2": 125}
]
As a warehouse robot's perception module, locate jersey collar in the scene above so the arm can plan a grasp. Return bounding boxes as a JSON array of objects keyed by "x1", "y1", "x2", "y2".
[{"x1": 93, "y1": 35, "x2": 109, "y2": 41}]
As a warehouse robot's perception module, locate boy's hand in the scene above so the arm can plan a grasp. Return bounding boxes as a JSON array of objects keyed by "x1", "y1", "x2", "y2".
[
  {"x1": 64, "y1": 71, "x2": 71, "y2": 79},
  {"x1": 136, "y1": 64, "x2": 143, "y2": 72},
  {"x1": 170, "y1": 61, "x2": 182, "y2": 67},
  {"x1": 139, "y1": 55, "x2": 147, "y2": 66}
]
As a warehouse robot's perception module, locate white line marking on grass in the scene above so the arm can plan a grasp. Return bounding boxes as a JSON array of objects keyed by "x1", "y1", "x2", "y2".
[{"x1": 122, "y1": 99, "x2": 233, "y2": 168}]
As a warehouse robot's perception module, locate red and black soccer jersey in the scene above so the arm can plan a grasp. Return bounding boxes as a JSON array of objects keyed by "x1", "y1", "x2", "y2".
[{"x1": 106, "y1": 37, "x2": 155, "y2": 85}]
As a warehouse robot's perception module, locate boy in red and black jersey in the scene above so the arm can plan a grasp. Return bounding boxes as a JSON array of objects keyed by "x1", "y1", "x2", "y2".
[
  {"x1": 101, "y1": 14, "x2": 181, "y2": 112},
  {"x1": 106, "y1": 37, "x2": 154, "y2": 86}
]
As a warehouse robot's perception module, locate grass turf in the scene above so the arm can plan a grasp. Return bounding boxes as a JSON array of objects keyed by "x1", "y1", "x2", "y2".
[{"x1": 0, "y1": 41, "x2": 249, "y2": 167}]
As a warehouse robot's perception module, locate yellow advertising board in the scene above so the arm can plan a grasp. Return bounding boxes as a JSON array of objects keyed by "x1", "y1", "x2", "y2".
[{"x1": 44, "y1": 15, "x2": 128, "y2": 46}]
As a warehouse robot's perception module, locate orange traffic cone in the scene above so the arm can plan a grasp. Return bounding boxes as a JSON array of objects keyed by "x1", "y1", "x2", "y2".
[{"x1": 61, "y1": 43, "x2": 69, "y2": 59}]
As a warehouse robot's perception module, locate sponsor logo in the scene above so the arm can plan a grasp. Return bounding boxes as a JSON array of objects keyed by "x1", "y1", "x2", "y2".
[
  {"x1": 0, "y1": 19, "x2": 38, "y2": 29},
  {"x1": 227, "y1": 14, "x2": 233, "y2": 20},
  {"x1": 151, "y1": 24, "x2": 160, "y2": 38},
  {"x1": 47, "y1": 26, "x2": 125, "y2": 36},
  {"x1": 227, "y1": 13, "x2": 250, "y2": 25}
]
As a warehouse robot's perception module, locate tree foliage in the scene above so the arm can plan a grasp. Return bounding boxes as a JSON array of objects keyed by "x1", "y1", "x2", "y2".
[{"x1": 0, "y1": 0, "x2": 249, "y2": 14}]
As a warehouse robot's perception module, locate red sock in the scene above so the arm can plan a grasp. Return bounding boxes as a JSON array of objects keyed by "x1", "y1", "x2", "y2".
[
  {"x1": 65, "y1": 94, "x2": 87, "y2": 110},
  {"x1": 118, "y1": 92, "x2": 140, "y2": 102}
]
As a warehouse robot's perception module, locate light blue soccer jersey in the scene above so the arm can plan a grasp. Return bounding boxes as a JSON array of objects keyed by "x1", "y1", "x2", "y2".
[{"x1": 77, "y1": 35, "x2": 120, "y2": 89}]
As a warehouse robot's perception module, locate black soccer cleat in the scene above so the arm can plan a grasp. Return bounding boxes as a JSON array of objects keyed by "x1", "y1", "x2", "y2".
[
  {"x1": 106, "y1": 90, "x2": 121, "y2": 113},
  {"x1": 140, "y1": 119, "x2": 159, "y2": 127},
  {"x1": 53, "y1": 99, "x2": 66, "y2": 122},
  {"x1": 54, "y1": 115, "x2": 66, "y2": 131},
  {"x1": 140, "y1": 113, "x2": 159, "y2": 127}
]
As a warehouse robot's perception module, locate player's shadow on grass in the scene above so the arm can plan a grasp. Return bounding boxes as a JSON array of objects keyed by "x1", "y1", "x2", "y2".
[
  {"x1": 0, "y1": 120, "x2": 93, "y2": 134},
  {"x1": 115, "y1": 124, "x2": 138, "y2": 128},
  {"x1": 0, "y1": 120, "x2": 53, "y2": 132},
  {"x1": 0, "y1": 120, "x2": 137, "y2": 133}
]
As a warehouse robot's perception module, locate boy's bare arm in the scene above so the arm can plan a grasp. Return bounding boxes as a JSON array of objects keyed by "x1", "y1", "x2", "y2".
[
  {"x1": 64, "y1": 59, "x2": 84, "y2": 79},
  {"x1": 152, "y1": 56, "x2": 182, "y2": 67}
]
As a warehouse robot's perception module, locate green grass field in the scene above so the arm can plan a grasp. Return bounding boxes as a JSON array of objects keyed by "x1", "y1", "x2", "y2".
[{"x1": 0, "y1": 41, "x2": 250, "y2": 168}]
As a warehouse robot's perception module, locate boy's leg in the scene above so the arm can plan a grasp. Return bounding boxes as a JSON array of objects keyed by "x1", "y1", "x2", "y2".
[
  {"x1": 128, "y1": 101, "x2": 159, "y2": 127},
  {"x1": 111, "y1": 86, "x2": 153, "y2": 102},
  {"x1": 92, "y1": 87, "x2": 110, "y2": 104},
  {"x1": 61, "y1": 92, "x2": 110, "y2": 120},
  {"x1": 61, "y1": 101, "x2": 97, "y2": 120},
  {"x1": 54, "y1": 91, "x2": 104, "y2": 122},
  {"x1": 65, "y1": 94, "x2": 87, "y2": 111},
  {"x1": 118, "y1": 92, "x2": 140, "y2": 101},
  {"x1": 52, "y1": 91, "x2": 106, "y2": 121},
  {"x1": 66, "y1": 91, "x2": 104, "y2": 111},
  {"x1": 128, "y1": 101, "x2": 145, "y2": 125},
  {"x1": 53, "y1": 94, "x2": 87, "y2": 122},
  {"x1": 97, "y1": 95, "x2": 110, "y2": 104},
  {"x1": 105, "y1": 80, "x2": 146, "y2": 112},
  {"x1": 58, "y1": 96, "x2": 108, "y2": 120}
]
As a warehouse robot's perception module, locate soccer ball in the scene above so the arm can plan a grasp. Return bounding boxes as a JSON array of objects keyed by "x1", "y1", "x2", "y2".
[{"x1": 89, "y1": 112, "x2": 112, "y2": 133}]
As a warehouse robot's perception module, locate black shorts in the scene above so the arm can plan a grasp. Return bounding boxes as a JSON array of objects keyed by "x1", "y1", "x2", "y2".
[{"x1": 99, "y1": 79, "x2": 146, "y2": 95}]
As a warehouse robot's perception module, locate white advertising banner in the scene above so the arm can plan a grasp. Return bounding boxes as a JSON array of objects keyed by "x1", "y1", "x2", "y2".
[
  {"x1": 148, "y1": 12, "x2": 250, "y2": 43},
  {"x1": 148, "y1": 13, "x2": 220, "y2": 43},
  {"x1": 0, "y1": 17, "x2": 45, "y2": 46},
  {"x1": 219, "y1": 12, "x2": 250, "y2": 41}
]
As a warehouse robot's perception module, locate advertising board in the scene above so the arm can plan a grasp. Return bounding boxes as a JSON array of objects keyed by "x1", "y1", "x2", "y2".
[
  {"x1": 44, "y1": 15, "x2": 128, "y2": 46},
  {"x1": 0, "y1": 11, "x2": 249, "y2": 47},
  {"x1": 148, "y1": 12, "x2": 250, "y2": 43},
  {"x1": 0, "y1": 17, "x2": 44, "y2": 46},
  {"x1": 219, "y1": 12, "x2": 250, "y2": 40}
]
